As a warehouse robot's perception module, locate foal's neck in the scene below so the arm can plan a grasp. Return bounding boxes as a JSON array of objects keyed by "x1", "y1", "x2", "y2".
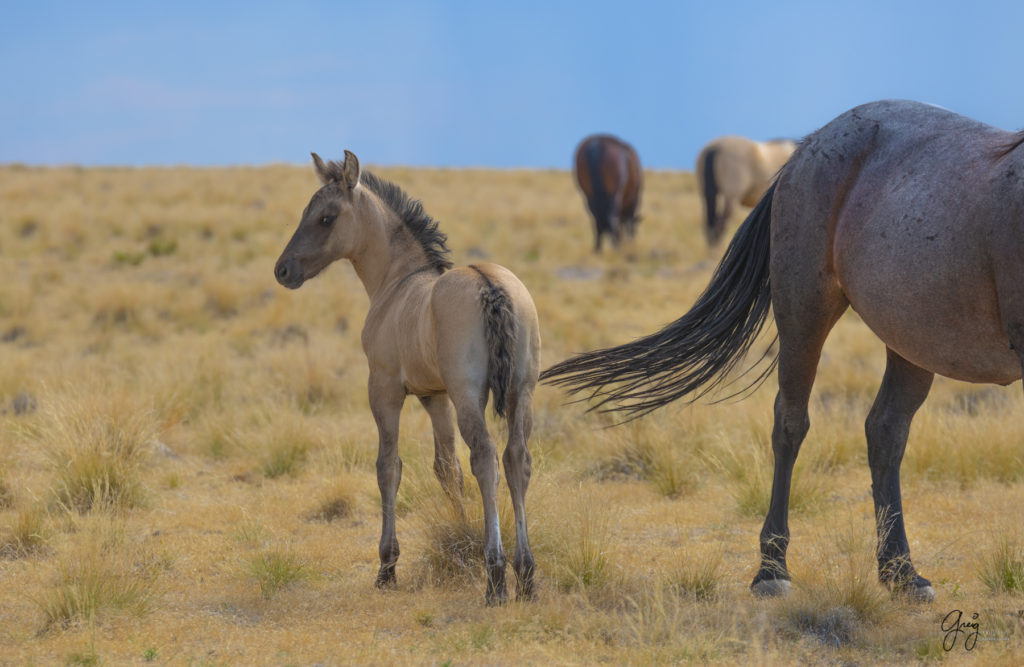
[{"x1": 347, "y1": 195, "x2": 436, "y2": 303}]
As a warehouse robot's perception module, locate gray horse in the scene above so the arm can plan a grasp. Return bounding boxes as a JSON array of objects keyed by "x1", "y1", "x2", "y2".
[{"x1": 543, "y1": 99, "x2": 1024, "y2": 601}]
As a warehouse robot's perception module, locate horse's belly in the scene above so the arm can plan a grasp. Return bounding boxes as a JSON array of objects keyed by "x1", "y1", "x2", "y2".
[
  {"x1": 835, "y1": 224, "x2": 1020, "y2": 385},
  {"x1": 857, "y1": 303, "x2": 1020, "y2": 384},
  {"x1": 397, "y1": 327, "x2": 446, "y2": 395}
]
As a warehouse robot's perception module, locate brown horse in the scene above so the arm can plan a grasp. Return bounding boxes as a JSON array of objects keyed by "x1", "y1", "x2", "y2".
[
  {"x1": 275, "y1": 151, "x2": 542, "y2": 604},
  {"x1": 696, "y1": 136, "x2": 795, "y2": 246},
  {"x1": 573, "y1": 134, "x2": 643, "y2": 251},
  {"x1": 543, "y1": 99, "x2": 1024, "y2": 602}
]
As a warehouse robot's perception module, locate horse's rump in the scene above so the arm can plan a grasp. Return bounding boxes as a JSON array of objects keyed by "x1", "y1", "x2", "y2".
[
  {"x1": 782, "y1": 100, "x2": 1022, "y2": 383},
  {"x1": 574, "y1": 134, "x2": 642, "y2": 248}
]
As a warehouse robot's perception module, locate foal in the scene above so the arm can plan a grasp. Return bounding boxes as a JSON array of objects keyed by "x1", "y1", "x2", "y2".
[{"x1": 275, "y1": 151, "x2": 541, "y2": 604}]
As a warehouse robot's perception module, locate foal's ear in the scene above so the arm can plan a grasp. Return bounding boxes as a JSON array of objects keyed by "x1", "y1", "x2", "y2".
[
  {"x1": 311, "y1": 152, "x2": 331, "y2": 185},
  {"x1": 342, "y1": 150, "x2": 360, "y2": 190}
]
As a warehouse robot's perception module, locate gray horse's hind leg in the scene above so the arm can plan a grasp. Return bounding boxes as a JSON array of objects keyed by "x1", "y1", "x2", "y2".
[
  {"x1": 750, "y1": 363, "x2": 815, "y2": 596},
  {"x1": 752, "y1": 284, "x2": 846, "y2": 596},
  {"x1": 418, "y1": 395, "x2": 465, "y2": 516},
  {"x1": 503, "y1": 390, "x2": 536, "y2": 599},
  {"x1": 866, "y1": 348, "x2": 934, "y2": 601}
]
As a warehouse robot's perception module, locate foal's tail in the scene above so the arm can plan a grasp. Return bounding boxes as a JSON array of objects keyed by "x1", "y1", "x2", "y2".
[
  {"x1": 540, "y1": 183, "x2": 778, "y2": 420},
  {"x1": 472, "y1": 266, "x2": 517, "y2": 419},
  {"x1": 700, "y1": 147, "x2": 720, "y2": 243}
]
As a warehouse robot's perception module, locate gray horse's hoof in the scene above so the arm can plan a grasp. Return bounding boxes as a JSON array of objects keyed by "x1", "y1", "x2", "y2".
[
  {"x1": 751, "y1": 578, "x2": 792, "y2": 598},
  {"x1": 894, "y1": 583, "x2": 934, "y2": 603}
]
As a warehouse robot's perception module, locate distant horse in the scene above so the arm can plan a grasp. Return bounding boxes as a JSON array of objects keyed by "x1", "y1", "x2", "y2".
[
  {"x1": 573, "y1": 134, "x2": 643, "y2": 251},
  {"x1": 275, "y1": 151, "x2": 542, "y2": 605},
  {"x1": 542, "y1": 100, "x2": 1024, "y2": 602},
  {"x1": 696, "y1": 136, "x2": 795, "y2": 246}
]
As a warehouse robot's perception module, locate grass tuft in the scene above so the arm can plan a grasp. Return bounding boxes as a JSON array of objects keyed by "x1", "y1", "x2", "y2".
[
  {"x1": 777, "y1": 522, "x2": 892, "y2": 648},
  {"x1": 550, "y1": 493, "x2": 614, "y2": 593},
  {"x1": 978, "y1": 535, "x2": 1024, "y2": 595},
  {"x1": 665, "y1": 550, "x2": 723, "y2": 602},
  {"x1": 1, "y1": 505, "x2": 50, "y2": 558},
  {"x1": 37, "y1": 395, "x2": 155, "y2": 513},
  {"x1": 305, "y1": 484, "x2": 355, "y2": 523},
  {"x1": 248, "y1": 548, "x2": 310, "y2": 599},
  {"x1": 35, "y1": 526, "x2": 162, "y2": 632},
  {"x1": 262, "y1": 440, "x2": 309, "y2": 479},
  {"x1": 589, "y1": 438, "x2": 697, "y2": 499},
  {"x1": 0, "y1": 475, "x2": 14, "y2": 509},
  {"x1": 416, "y1": 492, "x2": 494, "y2": 585}
]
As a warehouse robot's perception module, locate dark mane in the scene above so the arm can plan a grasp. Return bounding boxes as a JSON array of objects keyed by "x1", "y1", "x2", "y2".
[{"x1": 359, "y1": 170, "x2": 453, "y2": 273}]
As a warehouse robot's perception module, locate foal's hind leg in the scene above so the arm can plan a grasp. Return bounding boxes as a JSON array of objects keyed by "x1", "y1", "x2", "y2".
[
  {"x1": 503, "y1": 390, "x2": 536, "y2": 599},
  {"x1": 866, "y1": 348, "x2": 934, "y2": 601},
  {"x1": 449, "y1": 391, "x2": 507, "y2": 605},
  {"x1": 418, "y1": 395, "x2": 465, "y2": 517}
]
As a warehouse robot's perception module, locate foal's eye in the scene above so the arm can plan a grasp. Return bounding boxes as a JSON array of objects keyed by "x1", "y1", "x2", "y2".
[{"x1": 319, "y1": 215, "x2": 335, "y2": 227}]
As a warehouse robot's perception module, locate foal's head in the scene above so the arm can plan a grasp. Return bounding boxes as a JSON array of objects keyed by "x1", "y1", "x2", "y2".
[{"x1": 274, "y1": 151, "x2": 365, "y2": 289}]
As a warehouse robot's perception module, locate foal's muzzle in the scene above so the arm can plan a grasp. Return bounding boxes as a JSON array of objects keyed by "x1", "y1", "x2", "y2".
[{"x1": 274, "y1": 257, "x2": 304, "y2": 289}]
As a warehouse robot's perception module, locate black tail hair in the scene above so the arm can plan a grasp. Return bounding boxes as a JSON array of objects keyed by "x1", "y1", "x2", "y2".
[
  {"x1": 471, "y1": 266, "x2": 517, "y2": 418},
  {"x1": 583, "y1": 140, "x2": 612, "y2": 240},
  {"x1": 702, "y1": 148, "x2": 719, "y2": 240},
  {"x1": 540, "y1": 184, "x2": 778, "y2": 420}
]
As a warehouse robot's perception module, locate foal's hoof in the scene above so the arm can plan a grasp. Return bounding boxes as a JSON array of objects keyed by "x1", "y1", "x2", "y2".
[
  {"x1": 485, "y1": 573, "x2": 509, "y2": 606},
  {"x1": 514, "y1": 563, "x2": 536, "y2": 601},
  {"x1": 375, "y1": 566, "x2": 397, "y2": 590},
  {"x1": 750, "y1": 578, "x2": 792, "y2": 598}
]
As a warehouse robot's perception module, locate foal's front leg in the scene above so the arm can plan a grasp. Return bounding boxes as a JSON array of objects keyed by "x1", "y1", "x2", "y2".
[{"x1": 370, "y1": 377, "x2": 405, "y2": 589}]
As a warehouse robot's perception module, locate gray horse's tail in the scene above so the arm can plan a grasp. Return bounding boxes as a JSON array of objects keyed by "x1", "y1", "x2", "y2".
[
  {"x1": 701, "y1": 148, "x2": 720, "y2": 242},
  {"x1": 540, "y1": 183, "x2": 778, "y2": 420},
  {"x1": 471, "y1": 266, "x2": 517, "y2": 419}
]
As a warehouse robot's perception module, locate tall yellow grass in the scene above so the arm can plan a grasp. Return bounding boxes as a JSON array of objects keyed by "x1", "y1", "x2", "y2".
[{"x1": 1, "y1": 163, "x2": 1023, "y2": 663}]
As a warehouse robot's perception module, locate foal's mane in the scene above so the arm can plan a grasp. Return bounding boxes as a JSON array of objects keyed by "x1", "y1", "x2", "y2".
[{"x1": 359, "y1": 170, "x2": 454, "y2": 273}]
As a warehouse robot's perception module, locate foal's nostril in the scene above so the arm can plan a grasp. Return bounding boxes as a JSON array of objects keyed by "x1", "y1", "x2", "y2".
[{"x1": 275, "y1": 261, "x2": 289, "y2": 281}]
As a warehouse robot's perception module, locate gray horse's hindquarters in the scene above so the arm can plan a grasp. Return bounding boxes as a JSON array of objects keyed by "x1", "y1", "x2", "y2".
[{"x1": 545, "y1": 99, "x2": 1024, "y2": 601}]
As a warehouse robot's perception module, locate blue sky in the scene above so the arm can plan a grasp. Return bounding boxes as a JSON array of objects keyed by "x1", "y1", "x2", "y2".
[{"x1": 2, "y1": 1, "x2": 1023, "y2": 168}]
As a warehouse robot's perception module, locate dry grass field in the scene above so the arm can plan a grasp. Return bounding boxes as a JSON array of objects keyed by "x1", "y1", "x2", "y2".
[{"x1": 2, "y1": 161, "x2": 1024, "y2": 665}]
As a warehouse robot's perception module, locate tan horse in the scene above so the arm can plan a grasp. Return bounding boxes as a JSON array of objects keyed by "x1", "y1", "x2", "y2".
[
  {"x1": 696, "y1": 136, "x2": 795, "y2": 246},
  {"x1": 274, "y1": 151, "x2": 541, "y2": 604}
]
